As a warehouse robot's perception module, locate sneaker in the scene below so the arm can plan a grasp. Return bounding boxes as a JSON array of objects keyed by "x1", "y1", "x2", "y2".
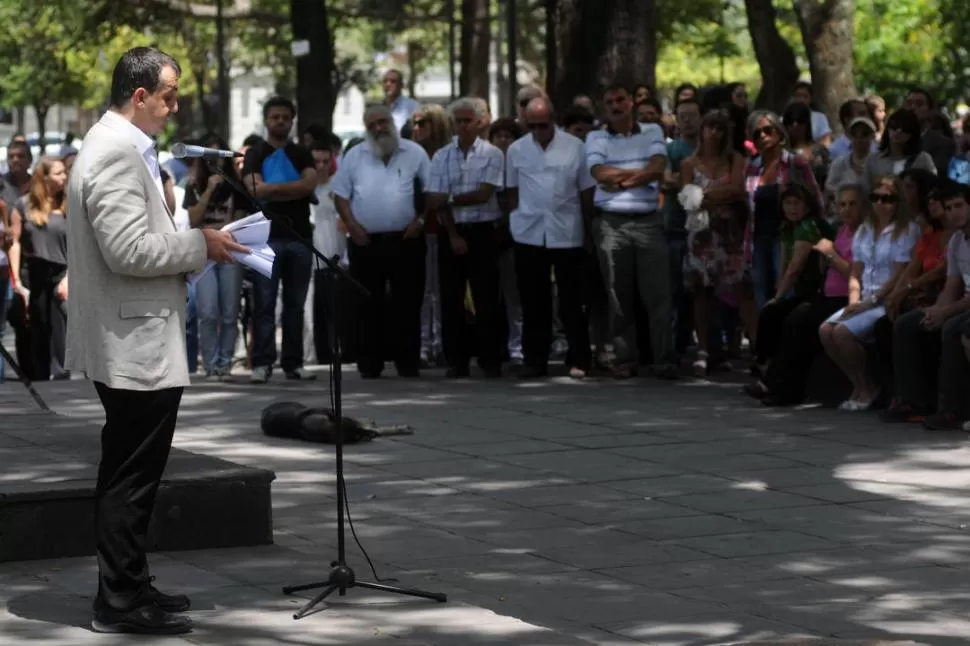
[
  {"x1": 285, "y1": 367, "x2": 317, "y2": 381},
  {"x1": 250, "y1": 366, "x2": 271, "y2": 384},
  {"x1": 923, "y1": 411, "x2": 964, "y2": 431}
]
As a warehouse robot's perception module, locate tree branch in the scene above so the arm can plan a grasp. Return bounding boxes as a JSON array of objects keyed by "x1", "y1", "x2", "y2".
[{"x1": 122, "y1": 0, "x2": 455, "y2": 26}]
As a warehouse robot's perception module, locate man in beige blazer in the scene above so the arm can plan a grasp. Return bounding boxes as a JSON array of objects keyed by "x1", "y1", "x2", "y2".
[{"x1": 66, "y1": 47, "x2": 247, "y2": 635}]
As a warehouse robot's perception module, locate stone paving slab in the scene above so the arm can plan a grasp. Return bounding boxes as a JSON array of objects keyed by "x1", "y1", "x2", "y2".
[{"x1": 1, "y1": 371, "x2": 968, "y2": 645}]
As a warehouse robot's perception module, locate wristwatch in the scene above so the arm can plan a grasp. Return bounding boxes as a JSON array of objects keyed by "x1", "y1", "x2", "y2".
[
  {"x1": 416, "y1": 216, "x2": 426, "y2": 227},
  {"x1": 869, "y1": 294, "x2": 879, "y2": 305},
  {"x1": 447, "y1": 194, "x2": 455, "y2": 206}
]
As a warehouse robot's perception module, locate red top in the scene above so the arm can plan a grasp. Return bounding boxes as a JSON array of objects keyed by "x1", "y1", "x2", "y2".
[{"x1": 914, "y1": 229, "x2": 946, "y2": 272}]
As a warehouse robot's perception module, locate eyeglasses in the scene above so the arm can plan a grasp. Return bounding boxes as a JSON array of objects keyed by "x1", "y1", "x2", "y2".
[
  {"x1": 753, "y1": 126, "x2": 776, "y2": 138},
  {"x1": 870, "y1": 193, "x2": 899, "y2": 204},
  {"x1": 527, "y1": 122, "x2": 551, "y2": 130},
  {"x1": 785, "y1": 119, "x2": 805, "y2": 126},
  {"x1": 519, "y1": 99, "x2": 531, "y2": 108},
  {"x1": 413, "y1": 118, "x2": 427, "y2": 127}
]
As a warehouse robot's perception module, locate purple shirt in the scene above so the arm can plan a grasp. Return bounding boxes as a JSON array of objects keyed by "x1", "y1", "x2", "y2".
[{"x1": 824, "y1": 225, "x2": 854, "y2": 298}]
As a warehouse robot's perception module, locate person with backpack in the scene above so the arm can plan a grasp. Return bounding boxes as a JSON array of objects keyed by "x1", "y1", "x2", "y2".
[{"x1": 241, "y1": 96, "x2": 318, "y2": 383}]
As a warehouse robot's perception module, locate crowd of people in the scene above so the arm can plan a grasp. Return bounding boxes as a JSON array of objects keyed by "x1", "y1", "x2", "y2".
[{"x1": 3, "y1": 69, "x2": 970, "y2": 432}]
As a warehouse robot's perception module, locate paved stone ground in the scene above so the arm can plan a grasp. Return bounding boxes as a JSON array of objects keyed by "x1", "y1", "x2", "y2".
[{"x1": 2, "y1": 366, "x2": 968, "y2": 645}]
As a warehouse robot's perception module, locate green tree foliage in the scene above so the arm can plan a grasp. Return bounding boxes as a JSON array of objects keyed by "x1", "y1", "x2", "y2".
[{"x1": 0, "y1": 0, "x2": 90, "y2": 147}]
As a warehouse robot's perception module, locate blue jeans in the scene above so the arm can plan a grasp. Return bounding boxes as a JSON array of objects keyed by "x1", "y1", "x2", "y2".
[
  {"x1": 196, "y1": 262, "x2": 243, "y2": 374},
  {"x1": 752, "y1": 235, "x2": 781, "y2": 310},
  {"x1": 0, "y1": 273, "x2": 8, "y2": 383},
  {"x1": 186, "y1": 282, "x2": 199, "y2": 373},
  {"x1": 251, "y1": 239, "x2": 313, "y2": 372}
]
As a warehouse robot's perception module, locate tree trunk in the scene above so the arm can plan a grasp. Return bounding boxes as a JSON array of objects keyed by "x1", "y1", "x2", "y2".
[
  {"x1": 291, "y1": 0, "x2": 337, "y2": 133},
  {"x1": 459, "y1": 0, "x2": 491, "y2": 99},
  {"x1": 793, "y1": 0, "x2": 857, "y2": 135},
  {"x1": 551, "y1": 0, "x2": 656, "y2": 113},
  {"x1": 744, "y1": 0, "x2": 800, "y2": 112},
  {"x1": 33, "y1": 104, "x2": 48, "y2": 152}
]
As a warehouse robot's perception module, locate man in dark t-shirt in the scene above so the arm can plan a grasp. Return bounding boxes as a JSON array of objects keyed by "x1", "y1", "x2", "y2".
[{"x1": 241, "y1": 96, "x2": 318, "y2": 383}]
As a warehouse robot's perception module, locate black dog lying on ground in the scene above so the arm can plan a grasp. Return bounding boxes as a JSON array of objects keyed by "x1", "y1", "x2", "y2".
[{"x1": 260, "y1": 402, "x2": 413, "y2": 444}]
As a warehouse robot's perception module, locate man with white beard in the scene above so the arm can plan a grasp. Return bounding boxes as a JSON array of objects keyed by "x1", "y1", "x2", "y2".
[{"x1": 331, "y1": 104, "x2": 432, "y2": 378}]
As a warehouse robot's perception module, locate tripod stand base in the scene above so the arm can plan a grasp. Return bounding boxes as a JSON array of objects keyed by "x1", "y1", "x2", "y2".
[{"x1": 282, "y1": 563, "x2": 447, "y2": 619}]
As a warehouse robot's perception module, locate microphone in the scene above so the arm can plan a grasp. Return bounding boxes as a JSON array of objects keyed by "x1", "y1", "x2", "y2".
[{"x1": 170, "y1": 142, "x2": 244, "y2": 159}]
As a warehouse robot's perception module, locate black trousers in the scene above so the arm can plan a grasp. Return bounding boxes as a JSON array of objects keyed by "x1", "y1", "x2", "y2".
[
  {"x1": 763, "y1": 294, "x2": 846, "y2": 401},
  {"x1": 348, "y1": 232, "x2": 425, "y2": 376},
  {"x1": 515, "y1": 242, "x2": 591, "y2": 371},
  {"x1": 754, "y1": 296, "x2": 806, "y2": 364},
  {"x1": 312, "y1": 268, "x2": 357, "y2": 364},
  {"x1": 893, "y1": 308, "x2": 970, "y2": 413},
  {"x1": 438, "y1": 223, "x2": 502, "y2": 370},
  {"x1": 93, "y1": 382, "x2": 183, "y2": 611},
  {"x1": 26, "y1": 258, "x2": 67, "y2": 380}
]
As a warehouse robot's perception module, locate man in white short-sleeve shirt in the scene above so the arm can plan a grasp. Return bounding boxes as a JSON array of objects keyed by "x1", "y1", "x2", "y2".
[
  {"x1": 885, "y1": 183, "x2": 970, "y2": 429},
  {"x1": 427, "y1": 97, "x2": 505, "y2": 378},
  {"x1": 505, "y1": 97, "x2": 595, "y2": 379},
  {"x1": 331, "y1": 104, "x2": 431, "y2": 378}
]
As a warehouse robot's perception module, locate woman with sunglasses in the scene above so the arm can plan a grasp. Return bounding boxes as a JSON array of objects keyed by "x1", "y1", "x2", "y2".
[
  {"x1": 783, "y1": 102, "x2": 831, "y2": 190},
  {"x1": 184, "y1": 135, "x2": 251, "y2": 379},
  {"x1": 744, "y1": 110, "x2": 824, "y2": 317},
  {"x1": 409, "y1": 104, "x2": 453, "y2": 368},
  {"x1": 863, "y1": 108, "x2": 935, "y2": 192},
  {"x1": 819, "y1": 175, "x2": 920, "y2": 410}
]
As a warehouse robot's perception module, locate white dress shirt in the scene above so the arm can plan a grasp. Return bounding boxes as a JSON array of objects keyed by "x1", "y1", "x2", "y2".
[
  {"x1": 330, "y1": 138, "x2": 431, "y2": 234},
  {"x1": 429, "y1": 138, "x2": 504, "y2": 224},
  {"x1": 389, "y1": 95, "x2": 421, "y2": 134},
  {"x1": 506, "y1": 130, "x2": 595, "y2": 249},
  {"x1": 312, "y1": 181, "x2": 347, "y2": 266},
  {"x1": 101, "y1": 110, "x2": 167, "y2": 207}
]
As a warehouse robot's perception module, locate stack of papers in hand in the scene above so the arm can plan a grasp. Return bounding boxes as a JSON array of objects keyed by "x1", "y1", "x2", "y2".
[{"x1": 190, "y1": 213, "x2": 276, "y2": 284}]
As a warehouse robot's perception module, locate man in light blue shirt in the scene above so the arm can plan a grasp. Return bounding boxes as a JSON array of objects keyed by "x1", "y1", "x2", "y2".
[
  {"x1": 331, "y1": 104, "x2": 431, "y2": 379},
  {"x1": 383, "y1": 69, "x2": 421, "y2": 135},
  {"x1": 586, "y1": 82, "x2": 676, "y2": 380}
]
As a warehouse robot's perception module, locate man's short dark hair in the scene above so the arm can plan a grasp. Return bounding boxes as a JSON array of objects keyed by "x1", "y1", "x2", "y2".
[
  {"x1": 241, "y1": 134, "x2": 265, "y2": 149},
  {"x1": 637, "y1": 97, "x2": 663, "y2": 114},
  {"x1": 937, "y1": 179, "x2": 969, "y2": 203},
  {"x1": 838, "y1": 99, "x2": 871, "y2": 126},
  {"x1": 675, "y1": 98, "x2": 701, "y2": 114},
  {"x1": 603, "y1": 83, "x2": 631, "y2": 98},
  {"x1": 907, "y1": 86, "x2": 936, "y2": 109},
  {"x1": 7, "y1": 140, "x2": 30, "y2": 159},
  {"x1": 309, "y1": 139, "x2": 332, "y2": 153},
  {"x1": 562, "y1": 106, "x2": 594, "y2": 129},
  {"x1": 109, "y1": 47, "x2": 181, "y2": 108},
  {"x1": 263, "y1": 96, "x2": 296, "y2": 120},
  {"x1": 488, "y1": 117, "x2": 522, "y2": 141}
]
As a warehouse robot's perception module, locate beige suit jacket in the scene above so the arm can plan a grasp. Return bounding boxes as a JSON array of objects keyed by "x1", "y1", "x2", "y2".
[{"x1": 65, "y1": 113, "x2": 208, "y2": 391}]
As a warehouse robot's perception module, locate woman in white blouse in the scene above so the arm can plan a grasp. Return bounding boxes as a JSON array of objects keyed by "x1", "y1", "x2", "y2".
[{"x1": 819, "y1": 175, "x2": 920, "y2": 410}]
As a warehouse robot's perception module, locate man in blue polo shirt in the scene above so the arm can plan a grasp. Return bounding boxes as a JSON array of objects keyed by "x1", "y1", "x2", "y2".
[{"x1": 586, "y1": 83, "x2": 676, "y2": 380}]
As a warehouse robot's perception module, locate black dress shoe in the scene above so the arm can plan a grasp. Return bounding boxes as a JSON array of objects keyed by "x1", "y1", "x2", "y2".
[
  {"x1": 446, "y1": 366, "x2": 470, "y2": 378},
  {"x1": 94, "y1": 578, "x2": 191, "y2": 614},
  {"x1": 92, "y1": 603, "x2": 193, "y2": 635}
]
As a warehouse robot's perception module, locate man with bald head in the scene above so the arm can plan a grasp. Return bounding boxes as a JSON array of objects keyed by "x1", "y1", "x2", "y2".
[
  {"x1": 515, "y1": 85, "x2": 546, "y2": 125},
  {"x1": 331, "y1": 104, "x2": 431, "y2": 378},
  {"x1": 382, "y1": 69, "x2": 420, "y2": 134},
  {"x1": 505, "y1": 98, "x2": 596, "y2": 379}
]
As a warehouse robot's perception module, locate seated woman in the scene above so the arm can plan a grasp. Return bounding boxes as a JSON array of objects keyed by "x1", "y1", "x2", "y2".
[
  {"x1": 819, "y1": 175, "x2": 921, "y2": 410},
  {"x1": 885, "y1": 182, "x2": 970, "y2": 429},
  {"x1": 744, "y1": 183, "x2": 865, "y2": 405},
  {"x1": 747, "y1": 182, "x2": 834, "y2": 380}
]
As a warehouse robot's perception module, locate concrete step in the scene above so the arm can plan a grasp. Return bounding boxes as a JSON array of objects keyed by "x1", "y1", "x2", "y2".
[{"x1": 0, "y1": 411, "x2": 275, "y2": 562}]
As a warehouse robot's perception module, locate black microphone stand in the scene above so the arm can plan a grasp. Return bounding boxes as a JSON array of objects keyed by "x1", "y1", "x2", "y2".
[{"x1": 204, "y1": 158, "x2": 446, "y2": 619}]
